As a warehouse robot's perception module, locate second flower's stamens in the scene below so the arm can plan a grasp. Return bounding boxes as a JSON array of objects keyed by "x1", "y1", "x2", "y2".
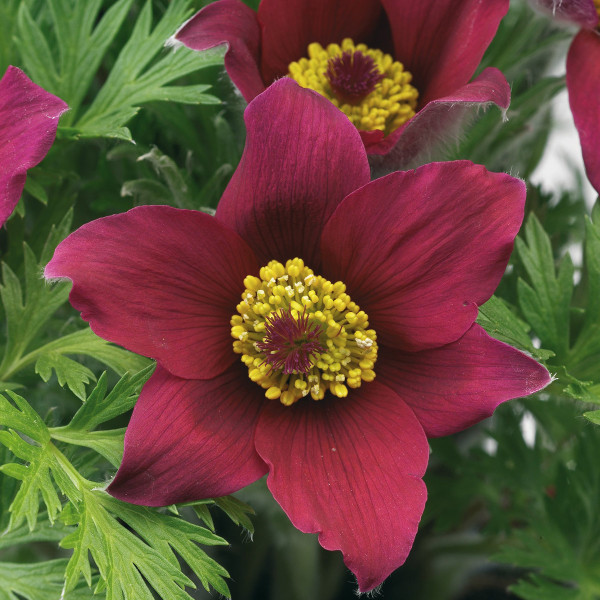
[
  {"x1": 595, "y1": 0, "x2": 600, "y2": 20},
  {"x1": 231, "y1": 258, "x2": 378, "y2": 407},
  {"x1": 325, "y1": 50, "x2": 384, "y2": 105},
  {"x1": 287, "y1": 38, "x2": 418, "y2": 135}
]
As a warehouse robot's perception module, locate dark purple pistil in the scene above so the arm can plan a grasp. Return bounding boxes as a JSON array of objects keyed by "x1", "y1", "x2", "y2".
[
  {"x1": 325, "y1": 50, "x2": 384, "y2": 104},
  {"x1": 257, "y1": 308, "x2": 325, "y2": 375}
]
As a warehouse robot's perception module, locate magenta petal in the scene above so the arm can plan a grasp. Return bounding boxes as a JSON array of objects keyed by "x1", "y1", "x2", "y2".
[
  {"x1": 321, "y1": 161, "x2": 525, "y2": 352},
  {"x1": 382, "y1": 0, "x2": 508, "y2": 104},
  {"x1": 567, "y1": 30, "x2": 600, "y2": 194},
  {"x1": 258, "y1": 0, "x2": 382, "y2": 83},
  {"x1": 45, "y1": 206, "x2": 258, "y2": 380},
  {"x1": 255, "y1": 382, "x2": 428, "y2": 592},
  {"x1": 108, "y1": 365, "x2": 267, "y2": 506},
  {"x1": 369, "y1": 68, "x2": 511, "y2": 171},
  {"x1": 531, "y1": 0, "x2": 598, "y2": 28},
  {"x1": 0, "y1": 66, "x2": 68, "y2": 227},
  {"x1": 216, "y1": 78, "x2": 370, "y2": 267},
  {"x1": 174, "y1": 0, "x2": 264, "y2": 102},
  {"x1": 378, "y1": 324, "x2": 552, "y2": 438}
]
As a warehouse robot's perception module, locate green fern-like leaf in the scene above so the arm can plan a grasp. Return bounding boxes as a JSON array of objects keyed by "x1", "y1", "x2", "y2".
[
  {"x1": 0, "y1": 385, "x2": 232, "y2": 598},
  {"x1": 16, "y1": 0, "x2": 222, "y2": 141}
]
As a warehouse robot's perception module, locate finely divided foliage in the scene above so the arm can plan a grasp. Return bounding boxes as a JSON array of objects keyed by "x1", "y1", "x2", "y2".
[
  {"x1": 16, "y1": 0, "x2": 222, "y2": 141},
  {"x1": 0, "y1": 375, "x2": 242, "y2": 599}
]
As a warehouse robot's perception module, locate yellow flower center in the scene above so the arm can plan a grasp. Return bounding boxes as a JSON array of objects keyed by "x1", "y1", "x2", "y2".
[
  {"x1": 231, "y1": 258, "x2": 378, "y2": 406},
  {"x1": 287, "y1": 38, "x2": 419, "y2": 136},
  {"x1": 595, "y1": 0, "x2": 600, "y2": 19}
]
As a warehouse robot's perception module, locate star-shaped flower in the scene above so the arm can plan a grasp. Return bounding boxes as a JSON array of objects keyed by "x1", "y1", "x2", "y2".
[{"x1": 45, "y1": 79, "x2": 549, "y2": 592}]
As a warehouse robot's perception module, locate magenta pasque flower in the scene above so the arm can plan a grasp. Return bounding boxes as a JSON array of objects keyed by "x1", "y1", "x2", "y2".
[
  {"x1": 530, "y1": 0, "x2": 600, "y2": 192},
  {"x1": 0, "y1": 66, "x2": 68, "y2": 227},
  {"x1": 172, "y1": 0, "x2": 512, "y2": 172},
  {"x1": 45, "y1": 79, "x2": 550, "y2": 592}
]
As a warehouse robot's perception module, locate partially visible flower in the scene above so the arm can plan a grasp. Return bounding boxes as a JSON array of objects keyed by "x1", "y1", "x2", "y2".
[
  {"x1": 0, "y1": 66, "x2": 68, "y2": 227},
  {"x1": 530, "y1": 0, "x2": 600, "y2": 192},
  {"x1": 172, "y1": 0, "x2": 511, "y2": 172},
  {"x1": 45, "y1": 79, "x2": 550, "y2": 592},
  {"x1": 530, "y1": 0, "x2": 598, "y2": 28}
]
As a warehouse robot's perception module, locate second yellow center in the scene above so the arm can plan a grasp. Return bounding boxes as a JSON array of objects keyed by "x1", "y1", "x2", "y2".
[
  {"x1": 287, "y1": 38, "x2": 419, "y2": 136},
  {"x1": 231, "y1": 258, "x2": 378, "y2": 407}
]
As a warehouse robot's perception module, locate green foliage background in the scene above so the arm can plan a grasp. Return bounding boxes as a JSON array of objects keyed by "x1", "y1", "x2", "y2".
[{"x1": 1, "y1": 1, "x2": 599, "y2": 599}]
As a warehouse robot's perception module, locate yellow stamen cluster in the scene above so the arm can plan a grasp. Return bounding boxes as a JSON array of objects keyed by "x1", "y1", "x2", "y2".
[
  {"x1": 595, "y1": 0, "x2": 600, "y2": 20},
  {"x1": 287, "y1": 38, "x2": 418, "y2": 135},
  {"x1": 230, "y1": 258, "x2": 378, "y2": 407}
]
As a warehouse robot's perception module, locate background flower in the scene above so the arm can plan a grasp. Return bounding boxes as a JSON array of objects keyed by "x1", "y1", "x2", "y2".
[
  {"x1": 173, "y1": 0, "x2": 511, "y2": 172},
  {"x1": 0, "y1": 66, "x2": 68, "y2": 227},
  {"x1": 530, "y1": 0, "x2": 600, "y2": 192},
  {"x1": 45, "y1": 79, "x2": 549, "y2": 592}
]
